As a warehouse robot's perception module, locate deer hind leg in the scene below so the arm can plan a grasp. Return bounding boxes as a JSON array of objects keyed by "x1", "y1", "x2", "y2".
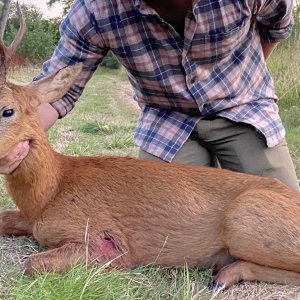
[
  {"x1": 0, "y1": 210, "x2": 32, "y2": 236},
  {"x1": 221, "y1": 189, "x2": 300, "y2": 286},
  {"x1": 214, "y1": 260, "x2": 300, "y2": 287}
]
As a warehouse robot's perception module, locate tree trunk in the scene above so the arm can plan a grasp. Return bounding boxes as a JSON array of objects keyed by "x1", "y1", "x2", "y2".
[{"x1": 0, "y1": 0, "x2": 11, "y2": 38}]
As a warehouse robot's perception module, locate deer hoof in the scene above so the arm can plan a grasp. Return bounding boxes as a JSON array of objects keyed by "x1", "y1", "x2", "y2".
[
  {"x1": 209, "y1": 280, "x2": 228, "y2": 292},
  {"x1": 23, "y1": 258, "x2": 35, "y2": 276}
]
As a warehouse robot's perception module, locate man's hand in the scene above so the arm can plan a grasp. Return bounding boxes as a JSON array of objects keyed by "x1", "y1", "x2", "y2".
[{"x1": 0, "y1": 141, "x2": 30, "y2": 175}]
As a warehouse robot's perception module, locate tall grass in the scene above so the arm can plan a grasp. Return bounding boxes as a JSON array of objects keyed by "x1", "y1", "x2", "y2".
[{"x1": 268, "y1": 6, "x2": 300, "y2": 173}]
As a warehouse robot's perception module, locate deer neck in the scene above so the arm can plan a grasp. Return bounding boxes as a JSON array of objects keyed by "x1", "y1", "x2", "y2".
[{"x1": 5, "y1": 132, "x2": 62, "y2": 223}]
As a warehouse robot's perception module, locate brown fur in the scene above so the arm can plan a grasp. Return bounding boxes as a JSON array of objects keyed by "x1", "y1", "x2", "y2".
[{"x1": 1, "y1": 19, "x2": 300, "y2": 287}]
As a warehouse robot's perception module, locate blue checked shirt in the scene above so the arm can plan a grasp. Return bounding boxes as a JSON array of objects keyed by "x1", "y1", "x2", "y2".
[{"x1": 37, "y1": 0, "x2": 294, "y2": 162}]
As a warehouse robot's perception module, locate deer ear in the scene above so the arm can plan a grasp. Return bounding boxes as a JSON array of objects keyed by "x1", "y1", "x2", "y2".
[{"x1": 28, "y1": 63, "x2": 83, "y2": 106}]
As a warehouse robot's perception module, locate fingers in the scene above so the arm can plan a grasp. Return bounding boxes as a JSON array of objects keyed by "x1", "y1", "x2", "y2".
[
  {"x1": 0, "y1": 141, "x2": 30, "y2": 175},
  {"x1": 13, "y1": 140, "x2": 30, "y2": 160}
]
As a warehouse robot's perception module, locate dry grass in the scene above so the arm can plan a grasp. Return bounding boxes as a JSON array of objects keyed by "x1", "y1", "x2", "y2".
[
  {"x1": 190, "y1": 282, "x2": 300, "y2": 300},
  {"x1": 0, "y1": 236, "x2": 38, "y2": 297},
  {"x1": 219, "y1": 284, "x2": 300, "y2": 300}
]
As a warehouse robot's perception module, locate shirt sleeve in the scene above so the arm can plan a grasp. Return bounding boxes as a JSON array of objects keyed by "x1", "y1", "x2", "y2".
[
  {"x1": 255, "y1": 0, "x2": 294, "y2": 42},
  {"x1": 34, "y1": 0, "x2": 108, "y2": 118}
]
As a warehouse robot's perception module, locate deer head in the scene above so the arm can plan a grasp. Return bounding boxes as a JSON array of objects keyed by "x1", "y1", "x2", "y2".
[{"x1": 0, "y1": 3, "x2": 82, "y2": 159}]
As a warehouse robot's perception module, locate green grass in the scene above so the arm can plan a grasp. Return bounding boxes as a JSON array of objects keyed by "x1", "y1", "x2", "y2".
[
  {"x1": 7, "y1": 265, "x2": 213, "y2": 300},
  {"x1": 269, "y1": 31, "x2": 300, "y2": 174},
  {"x1": 47, "y1": 69, "x2": 138, "y2": 158}
]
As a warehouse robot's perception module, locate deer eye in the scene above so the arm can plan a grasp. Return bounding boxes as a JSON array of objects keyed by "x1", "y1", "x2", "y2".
[{"x1": 2, "y1": 109, "x2": 15, "y2": 117}]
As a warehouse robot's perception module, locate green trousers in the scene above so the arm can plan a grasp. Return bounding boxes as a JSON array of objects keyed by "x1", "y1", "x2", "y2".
[{"x1": 139, "y1": 117, "x2": 299, "y2": 192}]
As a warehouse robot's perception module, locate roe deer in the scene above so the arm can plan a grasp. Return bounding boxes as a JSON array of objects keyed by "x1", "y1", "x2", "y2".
[{"x1": 1, "y1": 5, "x2": 300, "y2": 289}]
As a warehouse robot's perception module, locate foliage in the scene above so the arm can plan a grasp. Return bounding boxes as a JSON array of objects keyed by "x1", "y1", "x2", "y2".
[
  {"x1": 101, "y1": 51, "x2": 121, "y2": 69},
  {"x1": 3, "y1": 2, "x2": 61, "y2": 62},
  {"x1": 47, "y1": 0, "x2": 73, "y2": 15},
  {"x1": 2, "y1": 1, "x2": 120, "y2": 67}
]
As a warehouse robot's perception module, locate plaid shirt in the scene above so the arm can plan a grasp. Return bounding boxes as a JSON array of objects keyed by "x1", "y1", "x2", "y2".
[{"x1": 37, "y1": 0, "x2": 293, "y2": 162}]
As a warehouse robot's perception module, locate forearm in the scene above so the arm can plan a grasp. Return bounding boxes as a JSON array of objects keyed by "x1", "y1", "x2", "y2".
[
  {"x1": 261, "y1": 40, "x2": 278, "y2": 60},
  {"x1": 37, "y1": 103, "x2": 59, "y2": 131}
]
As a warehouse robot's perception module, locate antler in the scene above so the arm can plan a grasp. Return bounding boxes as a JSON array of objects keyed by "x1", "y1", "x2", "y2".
[{"x1": 0, "y1": 2, "x2": 26, "y2": 85}]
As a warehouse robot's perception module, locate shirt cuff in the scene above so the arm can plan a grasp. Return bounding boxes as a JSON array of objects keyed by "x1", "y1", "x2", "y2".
[
  {"x1": 256, "y1": 19, "x2": 294, "y2": 42},
  {"x1": 50, "y1": 99, "x2": 72, "y2": 119},
  {"x1": 50, "y1": 84, "x2": 83, "y2": 118}
]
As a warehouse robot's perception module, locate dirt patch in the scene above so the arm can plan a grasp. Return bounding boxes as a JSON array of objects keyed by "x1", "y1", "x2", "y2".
[
  {"x1": 0, "y1": 236, "x2": 38, "y2": 293},
  {"x1": 108, "y1": 76, "x2": 140, "y2": 115},
  {"x1": 52, "y1": 126, "x2": 80, "y2": 153},
  {"x1": 219, "y1": 283, "x2": 300, "y2": 299}
]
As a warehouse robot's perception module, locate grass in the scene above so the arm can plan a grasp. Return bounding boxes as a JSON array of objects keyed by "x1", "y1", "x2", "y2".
[
  {"x1": 1, "y1": 23, "x2": 300, "y2": 300},
  {"x1": 7, "y1": 265, "x2": 213, "y2": 300},
  {"x1": 269, "y1": 31, "x2": 300, "y2": 174}
]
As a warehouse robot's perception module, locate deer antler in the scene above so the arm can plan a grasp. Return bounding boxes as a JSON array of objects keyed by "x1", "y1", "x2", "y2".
[{"x1": 0, "y1": 2, "x2": 26, "y2": 85}]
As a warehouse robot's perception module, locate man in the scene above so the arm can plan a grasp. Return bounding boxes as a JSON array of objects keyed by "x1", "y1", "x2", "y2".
[{"x1": 0, "y1": 0, "x2": 298, "y2": 191}]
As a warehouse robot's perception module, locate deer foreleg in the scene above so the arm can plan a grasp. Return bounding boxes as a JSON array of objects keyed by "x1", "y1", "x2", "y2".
[
  {"x1": 24, "y1": 243, "x2": 89, "y2": 275},
  {"x1": 24, "y1": 238, "x2": 132, "y2": 276},
  {"x1": 0, "y1": 210, "x2": 32, "y2": 236}
]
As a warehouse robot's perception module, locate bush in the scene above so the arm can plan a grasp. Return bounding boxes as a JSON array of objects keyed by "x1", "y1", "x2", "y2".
[
  {"x1": 3, "y1": 3, "x2": 61, "y2": 63},
  {"x1": 101, "y1": 51, "x2": 120, "y2": 69}
]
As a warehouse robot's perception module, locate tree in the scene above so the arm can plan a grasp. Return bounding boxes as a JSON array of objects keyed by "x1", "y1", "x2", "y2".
[
  {"x1": 4, "y1": 2, "x2": 61, "y2": 62},
  {"x1": 0, "y1": 0, "x2": 11, "y2": 38},
  {"x1": 47, "y1": 0, "x2": 73, "y2": 15}
]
